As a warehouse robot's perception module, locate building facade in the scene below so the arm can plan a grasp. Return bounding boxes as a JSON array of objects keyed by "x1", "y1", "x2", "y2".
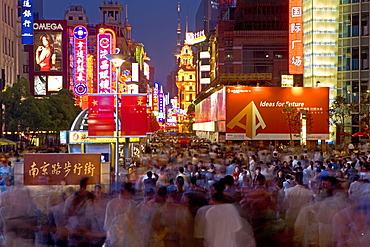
[
  {"x1": 176, "y1": 44, "x2": 196, "y2": 111},
  {"x1": 338, "y1": 0, "x2": 370, "y2": 136},
  {"x1": 1, "y1": 0, "x2": 19, "y2": 89}
]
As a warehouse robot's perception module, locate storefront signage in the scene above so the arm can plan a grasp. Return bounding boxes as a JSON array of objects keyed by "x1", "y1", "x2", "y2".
[
  {"x1": 69, "y1": 131, "x2": 139, "y2": 143},
  {"x1": 33, "y1": 22, "x2": 64, "y2": 31},
  {"x1": 24, "y1": 153, "x2": 101, "y2": 185}
]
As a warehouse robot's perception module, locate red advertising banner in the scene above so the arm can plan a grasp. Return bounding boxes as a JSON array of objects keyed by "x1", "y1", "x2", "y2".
[
  {"x1": 289, "y1": 0, "x2": 303, "y2": 74},
  {"x1": 120, "y1": 94, "x2": 147, "y2": 136},
  {"x1": 24, "y1": 153, "x2": 101, "y2": 185},
  {"x1": 88, "y1": 94, "x2": 115, "y2": 137},
  {"x1": 226, "y1": 87, "x2": 329, "y2": 140}
]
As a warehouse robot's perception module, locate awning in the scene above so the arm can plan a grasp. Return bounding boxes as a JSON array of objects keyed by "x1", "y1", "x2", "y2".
[{"x1": 0, "y1": 138, "x2": 16, "y2": 145}]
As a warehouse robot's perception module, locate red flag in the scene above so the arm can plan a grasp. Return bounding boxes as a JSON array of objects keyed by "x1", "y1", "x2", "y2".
[
  {"x1": 146, "y1": 107, "x2": 160, "y2": 134},
  {"x1": 88, "y1": 94, "x2": 115, "y2": 137},
  {"x1": 120, "y1": 94, "x2": 147, "y2": 136}
]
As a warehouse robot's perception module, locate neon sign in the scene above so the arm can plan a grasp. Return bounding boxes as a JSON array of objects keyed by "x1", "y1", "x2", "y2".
[
  {"x1": 97, "y1": 28, "x2": 116, "y2": 93},
  {"x1": 158, "y1": 92, "x2": 164, "y2": 122},
  {"x1": 152, "y1": 83, "x2": 159, "y2": 112},
  {"x1": 73, "y1": 25, "x2": 88, "y2": 96},
  {"x1": 21, "y1": 0, "x2": 33, "y2": 44},
  {"x1": 289, "y1": 0, "x2": 303, "y2": 74}
]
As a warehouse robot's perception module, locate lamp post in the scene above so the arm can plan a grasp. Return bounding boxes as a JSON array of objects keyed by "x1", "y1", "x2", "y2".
[{"x1": 106, "y1": 53, "x2": 128, "y2": 184}]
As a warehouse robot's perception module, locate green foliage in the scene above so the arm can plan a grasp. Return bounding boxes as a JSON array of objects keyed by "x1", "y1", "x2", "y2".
[
  {"x1": 47, "y1": 89, "x2": 82, "y2": 131},
  {"x1": 0, "y1": 78, "x2": 81, "y2": 133}
]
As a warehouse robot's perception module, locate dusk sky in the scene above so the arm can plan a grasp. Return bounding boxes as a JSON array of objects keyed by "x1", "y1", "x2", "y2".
[{"x1": 43, "y1": 0, "x2": 202, "y2": 88}]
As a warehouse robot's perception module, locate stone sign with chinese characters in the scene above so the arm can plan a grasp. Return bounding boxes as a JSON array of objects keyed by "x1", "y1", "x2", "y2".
[
  {"x1": 24, "y1": 153, "x2": 101, "y2": 185},
  {"x1": 289, "y1": 0, "x2": 303, "y2": 74}
]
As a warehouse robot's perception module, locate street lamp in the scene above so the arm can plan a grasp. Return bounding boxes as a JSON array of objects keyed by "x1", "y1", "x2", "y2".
[{"x1": 105, "y1": 53, "x2": 128, "y2": 185}]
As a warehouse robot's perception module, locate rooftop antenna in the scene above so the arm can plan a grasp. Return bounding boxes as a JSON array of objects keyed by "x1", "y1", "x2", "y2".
[
  {"x1": 176, "y1": 0, "x2": 181, "y2": 46},
  {"x1": 124, "y1": 4, "x2": 131, "y2": 40}
]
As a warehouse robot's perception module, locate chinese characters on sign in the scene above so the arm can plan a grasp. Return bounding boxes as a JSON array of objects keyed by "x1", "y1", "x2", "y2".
[
  {"x1": 97, "y1": 28, "x2": 115, "y2": 93},
  {"x1": 22, "y1": 0, "x2": 33, "y2": 44},
  {"x1": 289, "y1": 0, "x2": 303, "y2": 74},
  {"x1": 152, "y1": 83, "x2": 159, "y2": 112},
  {"x1": 158, "y1": 92, "x2": 165, "y2": 122},
  {"x1": 24, "y1": 153, "x2": 101, "y2": 185},
  {"x1": 73, "y1": 25, "x2": 88, "y2": 96}
]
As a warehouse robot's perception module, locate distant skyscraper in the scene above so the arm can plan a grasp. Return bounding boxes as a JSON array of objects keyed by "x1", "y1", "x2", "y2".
[{"x1": 195, "y1": 0, "x2": 220, "y2": 33}]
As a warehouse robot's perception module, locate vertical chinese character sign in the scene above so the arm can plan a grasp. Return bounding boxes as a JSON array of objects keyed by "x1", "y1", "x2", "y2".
[
  {"x1": 97, "y1": 28, "x2": 116, "y2": 93},
  {"x1": 120, "y1": 94, "x2": 148, "y2": 136},
  {"x1": 289, "y1": 0, "x2": 303, "y2": 74},
  {"x1": 158, "y1": 92, "x2": 165, "y2": 122},
  {"x1": 87, "y1": 94, "x2": 115, "y2": 137},
  {"x1": 22, "y1": 0, "x2": 33, "y2": 44},
  {"x1": 73, "y1": 25, "x2": 88, "y2": 97},
  {"x1": 152, "y1": 82, "x2": 159, "y2": 112}
]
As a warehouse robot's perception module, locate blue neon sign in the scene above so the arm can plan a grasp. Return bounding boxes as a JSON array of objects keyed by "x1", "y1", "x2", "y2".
[{"x1": 21, "y1": 0, "x2": 34, "y2": 44}]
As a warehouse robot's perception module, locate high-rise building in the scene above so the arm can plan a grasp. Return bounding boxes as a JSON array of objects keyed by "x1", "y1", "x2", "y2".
[
  {"x1": 1, "y1": 0, "x2": 19, "y2": 89},
  {"x1": 211, "y1": 0, "x2": 291, "y2": 87},
  {"x1": 337, "y1": 0, "x2": 370, "y2": 136}
]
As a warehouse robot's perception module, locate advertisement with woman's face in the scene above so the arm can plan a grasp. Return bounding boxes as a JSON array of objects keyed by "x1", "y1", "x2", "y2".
[{"x1": 34, "y1": 32, "x2": 62, "y2": 72}]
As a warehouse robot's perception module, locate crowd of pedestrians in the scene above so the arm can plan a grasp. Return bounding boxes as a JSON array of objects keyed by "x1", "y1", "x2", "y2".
[{"x1": 1, "y1": 143, "x2": 370, "y2": 246}]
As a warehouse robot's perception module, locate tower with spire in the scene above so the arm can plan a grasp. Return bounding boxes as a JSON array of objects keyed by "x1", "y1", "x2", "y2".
[
  {"x1": 172, "y1": 0, "x2": 182, "y2": 63},
  {"x1": 173, "y1": 0, "x2": 196, "y2": 132}
]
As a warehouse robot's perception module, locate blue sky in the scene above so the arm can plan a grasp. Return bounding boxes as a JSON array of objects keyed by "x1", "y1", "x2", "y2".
[{"x1": 43, "y1": 0, "x2": 202, "y2": 88}]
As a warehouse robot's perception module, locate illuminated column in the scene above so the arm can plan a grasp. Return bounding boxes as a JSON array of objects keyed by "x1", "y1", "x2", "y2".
[
  {"x1": 303, "y1": 0, "x2": 339, "y2": 94},
  {"x1": 301, "y1": 110, "x2": 307, "y2": 146},
  {"x1": 303, "y1": 0, "x2": 338, "y2": 143}
]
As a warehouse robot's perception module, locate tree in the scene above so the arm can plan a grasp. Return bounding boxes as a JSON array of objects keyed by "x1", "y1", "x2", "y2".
[
  {"x1": 0, "y1": 78, "x2": 82, "y2": 147},
  {"x1": 0, "y1": 77, "x2": 34, "y2": 132},
  {"x1": 46, "y1": 89, "x2": 82, "y2": 131},
  {"x1": 328, "y1": 96, "x2": 354, "y2": 145},
  {"x1": 281, "y1": 105, "x2": 313, "y2": 146}
]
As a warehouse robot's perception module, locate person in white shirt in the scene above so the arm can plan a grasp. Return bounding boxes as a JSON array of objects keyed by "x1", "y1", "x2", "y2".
[
  {"x1": 203, "y1": 192, "x2": 255, "y2": 247},
  {"x1": 283, "y1": 172, "x2": 314, "y2": 230}
]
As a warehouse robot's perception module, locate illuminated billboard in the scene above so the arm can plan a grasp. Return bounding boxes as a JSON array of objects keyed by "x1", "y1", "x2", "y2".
[
  {"x1": 289, "y1": 0, "x2": 303, "y2": 74},
  {"x1": 73, "y1": 25, "x2": 88, "y2": 96},
  {"x1": 184, "y1": 30, "x2": 206, "y2": 45},
  {"x1": 226, "y1": 87, "x2": 329, "y2": 140},
  {"x1": 97, "y1": 28, "x2": 116, "y2": 93},
  {"x1": 30, "y1": 20, "x2": 68, "y2": 96}
]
